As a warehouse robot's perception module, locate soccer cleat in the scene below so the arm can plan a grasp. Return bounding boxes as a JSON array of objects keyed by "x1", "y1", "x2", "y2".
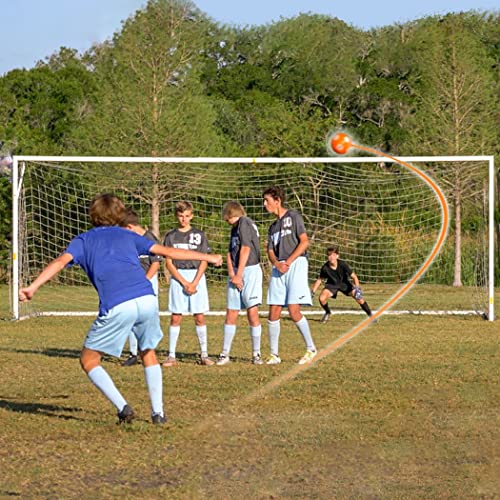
[
  {"x1": 298, "y1": 349, "x2": 317, "y2": 365},
  {"x1": 151, "y1": 413, "x2": 167, "y2": 425},
  {"x1": 200, "y1": 355, "x2": 215, "y2": 366},
  {"x1": 117, "y1": 404, "x2": 135, "y2": 424},
  {"x1": 162, "y1": 356, "x2": 177, "y2": 367},
  {"x1": 320, "y1": 312, "x2": 331, "y2": 324},
  {"x1": 266, "y1": 354, "x2": 281, "y2": 365},
  {"x1": 252, "y1": 354, "x2": 264, "y2": 365},
  {"x1": 121, "y1": 354, "x2": 138, "y2": 367},
  {"x1": 216, "y1": 354, "x2": 230, "y2": 366}
]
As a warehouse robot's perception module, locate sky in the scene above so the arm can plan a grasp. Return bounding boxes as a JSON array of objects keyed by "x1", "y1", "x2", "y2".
[{"x1": 1, "y1": 0, "x2": 499, "y2": 76}]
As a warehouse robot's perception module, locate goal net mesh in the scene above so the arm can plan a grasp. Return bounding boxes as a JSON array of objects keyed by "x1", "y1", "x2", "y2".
[{"x1": 14, "y1": 157, "x2": 491, "y2": 318}]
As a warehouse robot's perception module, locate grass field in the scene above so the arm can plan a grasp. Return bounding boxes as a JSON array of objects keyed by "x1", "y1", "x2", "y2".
[{"x1": 0, "y1": 286, "x2": 499, "y2": 498}]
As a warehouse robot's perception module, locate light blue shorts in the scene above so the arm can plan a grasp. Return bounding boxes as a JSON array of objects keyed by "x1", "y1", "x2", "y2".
[
  {"x1": 267, "y1": 256, "x2": 312, "y2": 306},
  {"x1": 168, "y1": 269, "x2": 209, "y2": 314},
  {"x1": 84, "y1": 295, "x2": 163, "y2": 357},
  {"x1": 226, "y1": 264, "x2": 262, "y2": 311}
]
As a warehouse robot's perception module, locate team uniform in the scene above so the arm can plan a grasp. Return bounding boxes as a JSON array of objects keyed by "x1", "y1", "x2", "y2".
[
  {"x1": 164, "y1": 227, "x2": 210, "y2": 314},
  {"x1": 267, "y1": 209, "x2": 312, "y2": 306},
  {"x1": 318, "y1": 259, "x2": 355, "y2": 298},
  {"x1": 66, "y1": 226, "x2": 164, "y2": 357},
  {"x1": 227, "y1": 216, "x2": 262, "y2": 310}
]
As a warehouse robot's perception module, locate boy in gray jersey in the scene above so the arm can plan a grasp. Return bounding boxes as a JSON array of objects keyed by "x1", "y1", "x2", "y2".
[
  {"x1": 162, "y1": 201, "x2": 214, "y2": 366},
  {"x1": 121, "y1": 208, "x2": 163, "y2": 366},
  {"x1": 216, "y1": 201, "x2": 263, "y2": 366},
  {"x1": 263, "y1": 186, "x2": 317, "y2": 365}
]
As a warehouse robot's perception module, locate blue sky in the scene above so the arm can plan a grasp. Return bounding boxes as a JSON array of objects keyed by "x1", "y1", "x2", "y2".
[{"x1": 1, "y1": 0, "x2": 498, "y2": 75}]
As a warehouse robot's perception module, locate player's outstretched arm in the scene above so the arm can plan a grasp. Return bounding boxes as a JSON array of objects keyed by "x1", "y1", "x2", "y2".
[
  {"x1": 19, "y1": 253, "x2": 74, "y2": 302},
  {"x1": 150, "y1": 244, "x2": 222, "y2": 267}
]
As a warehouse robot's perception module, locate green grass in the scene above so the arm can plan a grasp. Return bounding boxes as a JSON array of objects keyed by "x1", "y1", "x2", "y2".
[{"x1": 0, "y1": 307, "x2": 499, "y2": 497}]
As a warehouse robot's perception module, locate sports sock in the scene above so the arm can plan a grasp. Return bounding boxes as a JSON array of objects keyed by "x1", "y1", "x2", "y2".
[
  {"x1": 361, "y1": 302, "x2": 372, "y2": 316},
  {"x1": 222, "y1": 324, "x2": 237, "y2": 355},
  {"x1": 267, "y1": 319, "x2": 280, "y2": 356},
  {"x1": 87, "y1": 366, "x2": 127, "y2": 411},
  {"x1": 320, "y1": 302, "x2": 331, "y2": 314},
  {"x1": 196, "y1": 325, "x2": 208, "y2": 357},
  {"x1": 168, "y1": 325, "x2": 180, "y2": 357},
  {"x1": 144, "y1": 364, "x2": 164, "y2": 417},
  {"x1": 128, "y1": 332, "x2": 138, "y2": 356},
  {"x1": 295, "y1": 316, "x2": 316, "y2": 351},
  {"x1": 250, "y1": 324, "x2": 262, "y2": 356}
]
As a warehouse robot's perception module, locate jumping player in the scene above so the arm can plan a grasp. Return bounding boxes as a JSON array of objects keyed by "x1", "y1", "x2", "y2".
[
  {"x1": 19, "y1": 194, "x2": 222, "y2": 425},
  {"x1": 216, "y1": 201, "x2": 263, "y2": 366},
  {"x1": 311, "y1": 245, "x2": 372, "y2": 323},
  {"x1": 162, "y1": 201, "x2": 214, "y2": 367},
  {"x1": 263, "y1": 186, "x2": 317, "y2": 365}
]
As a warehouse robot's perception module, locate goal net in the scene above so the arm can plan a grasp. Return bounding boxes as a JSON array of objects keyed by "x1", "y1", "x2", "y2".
[{"x1": 11, "y1": 155, "x2": 495, "y2": 320}]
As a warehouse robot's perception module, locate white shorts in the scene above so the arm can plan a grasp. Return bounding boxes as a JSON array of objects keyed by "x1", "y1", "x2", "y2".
[
  {"x1": 84, "y1": 295, "x2": 163, "y2": 357},
  {"x1": 267, "y1": 256, "x2": 312, "y2": 306},
  {"x1": 168, "y1": 269, "x2": 209, "y2": 314},
  {"x1": 226, "y1": 264, "x2": 262, "y2": 311}
]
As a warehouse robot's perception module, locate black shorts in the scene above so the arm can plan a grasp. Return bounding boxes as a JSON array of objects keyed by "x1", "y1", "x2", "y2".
[{"x1": 325, "y1": 283, "x2": 354, "y2": 299}]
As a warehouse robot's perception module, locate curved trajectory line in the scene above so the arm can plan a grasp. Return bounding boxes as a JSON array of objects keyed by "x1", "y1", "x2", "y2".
[{"x1": 241, "y1": 139, "x2": 450, "y2": 402}]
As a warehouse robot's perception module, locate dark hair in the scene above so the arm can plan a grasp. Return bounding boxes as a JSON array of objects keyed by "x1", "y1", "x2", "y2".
[
  {"x1": 122, "y1": 208, "x2": 139, "y2": 227},
  {"x1": 327, "y1": 246, "x2": 340, "y2": 256},
  {"x1": 175, "y1": 200, "x2": 193, "y2": 214},
  {"x1": 89, "y1": 194, "x2": 126, "y2": 227},
  {"x1": 262, "y1": 186, "x2": 285, "y2": 204}
]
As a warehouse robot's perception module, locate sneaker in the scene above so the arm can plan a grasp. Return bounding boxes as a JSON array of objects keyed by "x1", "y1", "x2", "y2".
[
  {"x1": 151, "y1": 413, "x2": 167, "y2": 425},
  {"x1": 216, "y1": 354, "x2": 230, "y2": 366},
  {"x1": 320, "y1": 312, "x2": 331, "y2": 324},
  {"x1": 117, "y1": 404, "x2": 135, "y2": 424},
  {"x1": 252, "y1": 354, "x2": 264, "y2": 365},
  {"x1": 121, "y1": 354, "x2": 138, "y2": 367},
  {"x1": 162, "y1": 356, "x2": 177, "y2": 367},
  {"x1": 298, "y1": 349, "x2": 317, "y2": 365},
  {"x1": 266, "y1": 354, "x2": 281, "y2": 365},
  {"x1": 200, "y1": 355, "x2": 215, "y2": 366}
]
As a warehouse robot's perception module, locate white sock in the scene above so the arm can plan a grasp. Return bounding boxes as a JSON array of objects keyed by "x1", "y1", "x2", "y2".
[
  {"x1": 87, "y1": 366, "x2": 127, "y2": 411},
  {"x1": 222, "y1": 324, "x2": 237, "y2": 355},
  {"x1": 168, "y1": 325, "x2": 180, "y2": 357},
  {"x1": 196, "y1": 325, "x2": 208, "y2": 357},
  {"x1": 144, "y1": 364, "x2": 163, "y2": 417},
  {"x1": 250, "y1": 324, "x2": 262, "y2": 355},
  {"x1": 268, "y1": 319, "x2": 280, "y2": 356},
  {"x1": 295, "y1": 316, "x2": 316, "y2": 351}
]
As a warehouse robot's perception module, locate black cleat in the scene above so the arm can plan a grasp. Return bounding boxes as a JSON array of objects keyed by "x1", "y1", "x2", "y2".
[
  {"x1": 151, "y1": 413, "x2": 167, "y2": 425},
  {"x1": 121, "y1": 354, "x2": 138, "y2": 367},
  {"x1": 117, "y1": 404, "x2": 135, "y2": 424}
]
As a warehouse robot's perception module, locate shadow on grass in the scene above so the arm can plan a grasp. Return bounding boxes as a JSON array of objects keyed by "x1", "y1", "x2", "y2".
[
  {"x1": 0, "y1": 346, "x2": 81, "y2": 359},
  {"x1": 0, "y1": 397, "x2": 83, "y2": 420}
]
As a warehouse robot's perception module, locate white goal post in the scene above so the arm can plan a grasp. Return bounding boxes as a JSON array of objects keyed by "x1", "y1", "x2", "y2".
[{"x1": 11, "y1": 154, "x2": 495, "y2": 321}]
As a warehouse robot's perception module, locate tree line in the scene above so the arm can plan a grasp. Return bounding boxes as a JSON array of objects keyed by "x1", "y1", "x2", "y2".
[{"x1": 0, "y1": 0, "x2": 498, "y2": 285}]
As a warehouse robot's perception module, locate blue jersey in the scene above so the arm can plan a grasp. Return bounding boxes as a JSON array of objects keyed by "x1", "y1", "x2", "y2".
[{"x1": 65, "y1": 226, "x2": 155, "y2": 315}]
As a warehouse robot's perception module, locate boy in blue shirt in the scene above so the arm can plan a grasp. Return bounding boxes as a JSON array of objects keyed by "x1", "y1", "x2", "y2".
[{"x1": 19, "y1": 193, "x2": 222, "y2": 425}]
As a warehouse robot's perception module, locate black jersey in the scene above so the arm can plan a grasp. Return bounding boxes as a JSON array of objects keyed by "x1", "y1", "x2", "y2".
[
  {"x1": 163, "y1": 227, "x2": 210, "y2": 269},
  {"x1": 229, "y1": 216, "x2": 260, "y2": 269},
  {"x1": 267, "y1": 209, "x2": 307, "y2": 261},
  {"x1": 138, "y1": 229, "x2": 162, "y2": 273},
  {"x1": 319, "y1": 259, "x2": 353, "y2": 290}
]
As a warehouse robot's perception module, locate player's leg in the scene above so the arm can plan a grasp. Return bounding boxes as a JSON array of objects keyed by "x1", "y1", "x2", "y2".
[
  {"x1": 140, "y1": 349, "x2": 166, "y2": 424},
  {"x1": 351, "y1": 288, "x2": 372, "y2": 316},
  {"x1": 247, "y1": 305, "x2": 263, "y2": 364},
  {"x1": 319, "y1": 288, "x2": 334, "y2": 323},
  {"x1": 194, "y1": 313, "x2": 213, "y2": 365},
  {"x1": 218, "y1": 308, "x2": 238, "y2": 365},
  {"x1": 163, "y1": 313, "x2": 182, "y2": 367},
  {"x1": 288, "y1": 303, "x2": 317, "y2": 365},
  {"x1": 267, "y1": 304, "x2": 282, "y2": 364},
  {"x1": 122, "y1": 332, "x2": 139, "y2": 366}
]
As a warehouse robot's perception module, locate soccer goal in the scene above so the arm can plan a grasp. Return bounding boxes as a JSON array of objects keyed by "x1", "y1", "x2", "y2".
[{"x1": 11, "y1": 155, "x2": 495, "y2": 321}]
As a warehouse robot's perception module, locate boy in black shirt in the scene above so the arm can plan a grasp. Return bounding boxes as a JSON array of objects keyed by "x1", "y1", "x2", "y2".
[{"x1": 311, "y1": 246, "x2": 372, "y2": 323}]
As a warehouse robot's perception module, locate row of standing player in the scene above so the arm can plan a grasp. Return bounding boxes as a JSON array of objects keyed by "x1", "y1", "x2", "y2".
[
  {"x1": 124, "y1": 185, "x2": 373, "y2": 369},
  {"x1": 19, "y1": 188, "x2": 373, "y2": 425}
]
